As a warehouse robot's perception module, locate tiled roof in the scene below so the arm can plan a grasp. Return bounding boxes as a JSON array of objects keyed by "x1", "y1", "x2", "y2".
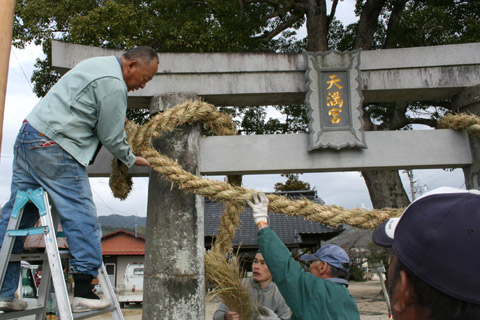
[
  {"x1": 205, "y1": 190, "x2": 344, "y2": 246},
  {"x1": 102, "y1": 250, "x2": 145, "y2": 255},
  {"x1": 102, "y1": 229, "x2": 145, "y2": 240}
]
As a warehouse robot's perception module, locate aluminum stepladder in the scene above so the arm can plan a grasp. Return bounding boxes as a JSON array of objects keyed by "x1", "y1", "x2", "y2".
[{"x1": 0, "y1": 188, "x2": 124, "y2": 320}]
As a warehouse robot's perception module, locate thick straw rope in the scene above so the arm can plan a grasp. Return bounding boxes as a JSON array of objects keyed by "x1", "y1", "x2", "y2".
[
  {"x1": 438, "y1": 113, "x2": 480, "y2": 138},
  {"x1": 109, "y1": 100, "x2": 404, "y2": 231}
]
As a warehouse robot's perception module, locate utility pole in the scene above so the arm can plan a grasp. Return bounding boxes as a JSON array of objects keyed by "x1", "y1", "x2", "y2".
[
  {"x1": 0, "y1": 0, "x2": 16, "y2": 164},
  {"x1": 404, "y1": 170, "x2": 416, "y2": 201}
]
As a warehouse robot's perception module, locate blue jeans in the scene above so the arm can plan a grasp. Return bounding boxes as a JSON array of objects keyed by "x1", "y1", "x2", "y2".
[{"x1": 0, "y1": 122, "x2": 102, "y2": 300}]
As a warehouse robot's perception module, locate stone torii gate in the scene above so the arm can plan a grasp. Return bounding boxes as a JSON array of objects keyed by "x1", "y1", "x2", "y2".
[{"x1": 51, "y1": 41, "x2": 480, "y2": 319}]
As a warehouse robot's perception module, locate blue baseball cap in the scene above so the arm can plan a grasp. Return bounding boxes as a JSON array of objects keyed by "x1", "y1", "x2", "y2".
[
  {"x1": 300, "y1": 244, "x2": 350, "y2": 272},
  {"x1": 373, "y1": 187, "x2": 480, "y2": 304}
]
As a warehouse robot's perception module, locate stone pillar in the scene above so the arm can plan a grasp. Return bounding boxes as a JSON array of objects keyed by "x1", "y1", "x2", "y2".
[
  {"x1": 143, "y1": 93, "x2": 205, "y2": 319},
  {"x1": 463, "y1": 137, "x2": 480, "y2": 190},
  {"x1": 452, "y1": 85, "x2": 480, "y2": 189}
]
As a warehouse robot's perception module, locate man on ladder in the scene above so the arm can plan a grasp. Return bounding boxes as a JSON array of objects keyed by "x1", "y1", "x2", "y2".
[{"x1": 0, "y1": 46, "x2": 157, "y2": 312}]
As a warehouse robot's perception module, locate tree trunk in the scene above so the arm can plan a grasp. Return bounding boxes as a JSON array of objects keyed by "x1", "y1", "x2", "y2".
[
  {"x1": 362, "y1": 170, "x2": 410, "y2": 208},
  {"x1": 354, "y1": 0, "x2": 410, "y2": 209},
  {"x1": 354, "y1": 0, "x2": 387, "y2": 49},
  {"x1": 305, "y1": 0, "x2": 328, "y2": 51},
  {"x1": 361, "y1": 109, "x2": 410, "y2": 209},
  {"x1": 384, "y1": 0, "x2": 409, "y2": 49}
]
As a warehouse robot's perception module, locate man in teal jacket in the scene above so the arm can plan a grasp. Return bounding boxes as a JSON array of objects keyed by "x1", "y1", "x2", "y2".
[
  {"x1": 247, "y1": 192, "x2": 360, "y2": 320},
  {"x1": 0, "y1": 46, "x2": 158, "y2": 313}
]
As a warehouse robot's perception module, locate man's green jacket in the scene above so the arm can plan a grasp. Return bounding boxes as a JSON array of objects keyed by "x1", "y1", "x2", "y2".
[{"x1": 258, "y1": 227, "x2": 360, "y2": 320}]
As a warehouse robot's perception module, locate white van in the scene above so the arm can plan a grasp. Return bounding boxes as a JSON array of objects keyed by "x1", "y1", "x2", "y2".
[{"x1": 117, "y1": 263, "x2": 144, "y2": 308}]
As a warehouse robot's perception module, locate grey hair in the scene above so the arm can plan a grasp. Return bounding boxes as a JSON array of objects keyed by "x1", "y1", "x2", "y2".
[{"x1": 122, "y1": 46, "x2": 158, "y2": 64}]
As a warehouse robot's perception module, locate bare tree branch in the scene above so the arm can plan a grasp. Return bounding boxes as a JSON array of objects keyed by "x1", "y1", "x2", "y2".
[
  {"x1": 254, "y1": 12, "x2": 304, "y2": 43},
  {"x1": 262, "y1": 1, "x2": 295, "y2": 20},
  {"x1": 408, "y1": 117, "x2": 438, "y2": 128},
  {"x1": 327, "y1": 0, "x2": 340, "y2": 26}
]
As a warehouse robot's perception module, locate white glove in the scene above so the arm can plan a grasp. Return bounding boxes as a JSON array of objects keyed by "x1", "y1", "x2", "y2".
[
  {"x1": 256, "y1": 306, "x2": 280, "y2": 320},
  {"x1": 246, "y1": 192, "x2": 269, "y2": 225}
]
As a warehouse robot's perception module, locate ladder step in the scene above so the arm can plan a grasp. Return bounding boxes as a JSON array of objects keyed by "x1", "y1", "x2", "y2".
[
  {"x1": 6, "y1": 228, "x2": 65, "y2": 238},
  {"x1": 9, "y1": 250, "x2": 71, "y2": 262},
  {"x1": 0, "y1": 303, "x2": 120, "y2": 320},
  {"x1": 6, "y1": 226, "x2": 48, "y2": 237},
  {"x1": 0, "y1": 304, "x2": 45, "y2": 319},
  {"x1": 72, "y1": 305, "x2": 120, "y2": 319}
]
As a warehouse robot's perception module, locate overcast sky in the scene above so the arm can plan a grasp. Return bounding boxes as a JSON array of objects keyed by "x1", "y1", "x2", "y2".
[{"x1": 0, "y1": 1, "x2": 466, "y2": 217}]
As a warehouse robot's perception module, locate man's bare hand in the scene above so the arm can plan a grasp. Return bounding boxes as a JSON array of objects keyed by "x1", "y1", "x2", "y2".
[
  {"x1": 224, "y1": 311, "x2": 240, "y2": 319},
  {"x1": 134, "y1": 156, "x2": 150, "y2": 167}
]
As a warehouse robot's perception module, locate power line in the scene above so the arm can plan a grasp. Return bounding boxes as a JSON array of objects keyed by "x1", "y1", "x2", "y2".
[
  {"x1": 11, "y1": 48, "x2": 34, "y2": 92},
  {"x1": 91, "y1": 187, "x2": 117, "y2": 215}
]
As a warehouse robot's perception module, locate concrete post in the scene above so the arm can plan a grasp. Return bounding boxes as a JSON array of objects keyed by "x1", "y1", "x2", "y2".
[
  {"x1": 143, "y1": 93, "x2": 205, "y2": 319},
  {"x1": 463, "y1": 137, "x2": 480, "y2": 190},
  {"x1": 0, "y1": 0, "x2": 16, "y2": 162},
  {"x1": 452, "y1": 85, "x2": 480, "y2": 189}
]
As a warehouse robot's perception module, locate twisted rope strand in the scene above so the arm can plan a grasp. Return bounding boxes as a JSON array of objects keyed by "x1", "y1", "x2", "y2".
[
  {"x1": 438, "y1": 113, "x2": 480, "y2": 138},
  {"x1": 213, "y1": 202, "x2": 245, "y2": 256}
]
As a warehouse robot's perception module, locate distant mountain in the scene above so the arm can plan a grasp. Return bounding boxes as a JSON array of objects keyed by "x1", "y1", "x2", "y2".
[{"x1": 98, "y1": 214, "x2": 146, "y2": 228}]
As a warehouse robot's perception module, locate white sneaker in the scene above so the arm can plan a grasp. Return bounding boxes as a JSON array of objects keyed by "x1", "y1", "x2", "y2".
[
  {"x1": 0, "y1": 298, "x2": 28, "y2": 312},
  {"x1": 72, "y1": 297, "x2": 111, "y2": 313}
]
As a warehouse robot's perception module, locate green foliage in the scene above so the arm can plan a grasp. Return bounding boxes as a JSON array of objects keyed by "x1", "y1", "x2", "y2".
[
  {"x1": 366, "y1": 241, "x2": 392, "y2": 274},
  {"x1": 348, "y1": 264, "x2": 367, "y2": 282},
  {"x1": 14, "y1": 0, "x2": 311, "y2": 97},
  {"x1": 238, "y1": 106, "x2": 269, "y2": 134},
  {"x1": 31, "y1": 49, "x2": 61, "y2": 97},
  {"x1": 384, "y1": 0, "x2": 480, "y2": 47},
  {"x1": 273, "y1": 104, "x2": 309, "y2": 133},
  {"x1": 274, "y1": 173, "x2": 311, "y2": 192},
  {"x1": 236, "y1": 104, "x2": 308, "y2": 135},
  {"x1": 13, "y1": 0, "x2": 308, "y2": 53},
  {"x1": 68, "y1": 1, "x2": 147, "y2": 49},
  {"x1": 328, "y1": 19, "x2": 354, "y2": 51}
]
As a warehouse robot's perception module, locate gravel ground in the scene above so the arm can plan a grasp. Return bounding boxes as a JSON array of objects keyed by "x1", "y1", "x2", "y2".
[
  {"x1": 90, "y1": 279, "x2": 390, "y2": 319},
  {"x1": 348, "y1": 279, "x2": 390, "y2": 320}
]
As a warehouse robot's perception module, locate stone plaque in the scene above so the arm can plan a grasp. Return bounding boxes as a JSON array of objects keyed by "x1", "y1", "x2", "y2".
[{"x1": 304, "y1": 50, "x2": 366, "y2": 150}]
